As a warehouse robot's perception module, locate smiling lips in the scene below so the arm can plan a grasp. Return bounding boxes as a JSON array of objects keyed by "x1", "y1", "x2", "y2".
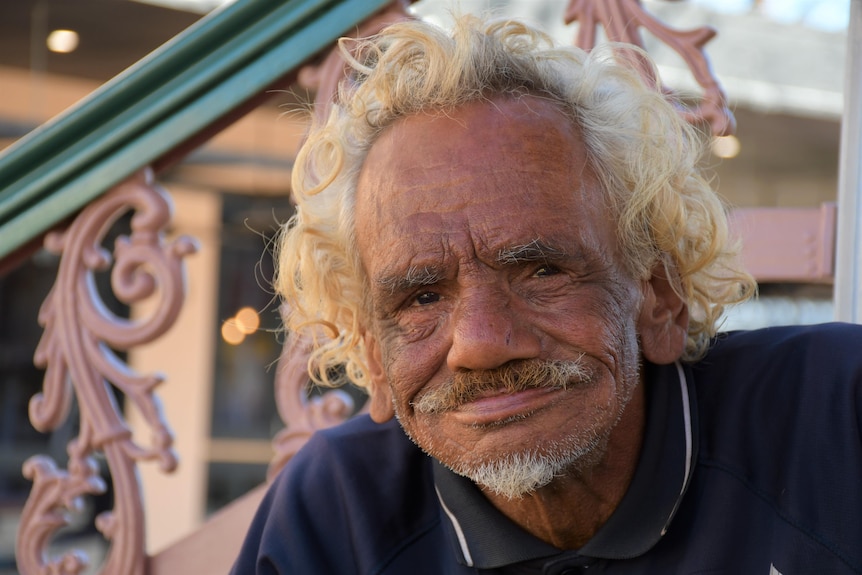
[
  {"x1": 412, "y1": 358, "x2": 593, "y2": 422},
  {"x1": 447, "y1": 386, "x2": 568, "y2": 427}
]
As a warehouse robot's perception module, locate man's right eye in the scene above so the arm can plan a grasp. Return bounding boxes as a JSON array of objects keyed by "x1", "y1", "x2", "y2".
[{"x1": 414, "y1": 292, "x2": 440, "y2": 306}]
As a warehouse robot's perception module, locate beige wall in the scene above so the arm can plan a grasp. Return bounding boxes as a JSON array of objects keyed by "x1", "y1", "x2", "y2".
[
  {"x1": 127, "y1": 185, "x2": 222, "y2": 554},
  {"x1": 0, "y1": 66, "x2": 98, "y2": 123}
]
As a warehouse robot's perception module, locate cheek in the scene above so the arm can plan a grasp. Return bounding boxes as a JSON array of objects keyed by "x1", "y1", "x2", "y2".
[
  {"x1": 599, "y1": 284, "x2": 642, "y2": 345},
  {"x1": 537, "y1": 280, "x2": 642, "y2": 370},
  {"x1": 378, "y1": 322, "x2": 450, "y2": 407},
  {"x1": 599, "y1": 281, "x2": 644, "y2": 384}
]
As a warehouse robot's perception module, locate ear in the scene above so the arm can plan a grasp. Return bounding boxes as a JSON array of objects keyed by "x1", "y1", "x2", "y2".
[
  {"x1": 638, "y1": 263, "x2": 689, "y2": 365},
  {"x1": 363, "y1": 330, "x2": 395, "y2": 423}
]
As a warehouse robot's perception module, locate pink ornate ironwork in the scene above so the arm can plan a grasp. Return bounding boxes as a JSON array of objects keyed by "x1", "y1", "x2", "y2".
[
  {"x1": 16, "y1": 169, "x2": 197, "y2": 575},
  {"x1": 268, "y1": 325, "x2": 361, "y2": 480},
  {"x1": 564, "y1": 0, "x2": 735, "y2": 136}
]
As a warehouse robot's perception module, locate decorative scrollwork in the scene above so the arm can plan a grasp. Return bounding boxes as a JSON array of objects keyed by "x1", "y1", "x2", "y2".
[
  {"x1": 16, "y1": 168, "x2": 197, "y2": 575},
  {"x1": 268, "y1": 318, "x2": 365, "y2": 480},
  {"x1": 564, "y1": 0, "x2": 735, "y2": 136}
]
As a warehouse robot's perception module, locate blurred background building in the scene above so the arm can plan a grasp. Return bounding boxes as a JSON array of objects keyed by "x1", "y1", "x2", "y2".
[{"x1": 0, "y1": 0, "x2": 850, "y2": 571}]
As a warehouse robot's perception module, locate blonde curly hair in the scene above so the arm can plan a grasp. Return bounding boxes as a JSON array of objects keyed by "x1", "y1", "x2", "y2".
[{"x1": 276, "y1": 14, "x2": 755, "y2": 389}]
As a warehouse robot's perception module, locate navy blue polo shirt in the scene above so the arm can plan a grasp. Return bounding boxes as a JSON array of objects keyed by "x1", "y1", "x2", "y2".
[{"x1": 231, "y1": 323, "x2": 862, "y2": 574}]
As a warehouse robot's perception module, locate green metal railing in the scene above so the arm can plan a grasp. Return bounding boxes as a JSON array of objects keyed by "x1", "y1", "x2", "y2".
[{"x1": 0, "y1": 0, "x2": 392, "y2": 260}]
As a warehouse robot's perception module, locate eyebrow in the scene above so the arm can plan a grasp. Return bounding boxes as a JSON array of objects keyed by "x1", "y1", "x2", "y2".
[
  {"x1": 377, "y1": 265, "x2": 444, "y2": 295},
  {"x1": 496, "y1": 239, "x2": 567, "y2": 265},
  {"x1": 375, "y1": 239, "x2": 571, "y2": 294}
]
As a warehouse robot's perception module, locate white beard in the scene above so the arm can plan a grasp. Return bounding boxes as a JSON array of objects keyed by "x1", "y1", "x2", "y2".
[
  {"x1": 450, "y1": 429, "x2": 608, "y2": 499},
  {"x1": 463, "y1": 451, "x2": 569, "y2": 499}
]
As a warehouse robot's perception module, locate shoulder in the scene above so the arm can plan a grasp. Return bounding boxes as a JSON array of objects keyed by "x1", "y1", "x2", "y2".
[
  {"x1": 295, "y1": 413, "x2": 422, "y2": 479},
  {"x1": 688, "y1": 322, "x2": 862, "y2": 482},
  {"x1": 693, "y1": 322, "x2": 862, "y2": 389},
  {"x1": 273, "y1": 413, "x2": 436, "y2": 528},
  {"x1": 690, "y1": 322, "x2": 862, "y2": 429},
  {"x1": 706, "y1": 320, "x2": 861, "y2": 355},
  {"x1": 684, "y1": 323, "x2": 862, "y2": 563},
  {"x1": 232, "y1": 416, "x2": 441, "y2": 574},
  {"x1": 290, "y1": 415, "x2": 437, "y2": 511}
]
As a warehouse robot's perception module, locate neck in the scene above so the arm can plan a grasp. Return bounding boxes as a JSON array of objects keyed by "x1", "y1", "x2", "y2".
[{"x1": 481, "y1": 382, "x2": 646, "y2": 550}]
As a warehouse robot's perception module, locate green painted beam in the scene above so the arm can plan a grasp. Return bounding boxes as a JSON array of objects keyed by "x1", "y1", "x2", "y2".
[{"x1": 0, "y1": 0, "x2": 393, "y2": 260}]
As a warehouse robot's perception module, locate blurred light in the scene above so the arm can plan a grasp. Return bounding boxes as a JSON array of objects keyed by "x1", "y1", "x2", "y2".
[
  {"x1": 46, "y1": 29, "x2": 79, "y2": 54},
  {"x1": 221, "y1": 321, "x2": 245, "y2": 345},
  {"x1": 235, "y1": 306, "x2": 260, "y2": 335},
  {"x1": 711, "y1": 135, "x2": 741, "y2": 159}
]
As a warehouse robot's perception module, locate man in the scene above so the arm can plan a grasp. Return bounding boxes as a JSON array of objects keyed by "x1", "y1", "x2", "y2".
[{"x1": 233, "y1": 14, "x2": 862, "y2": 574}]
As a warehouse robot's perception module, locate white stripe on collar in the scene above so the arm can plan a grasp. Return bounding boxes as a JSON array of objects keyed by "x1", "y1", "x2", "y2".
[
  {"x1": 661, "y1": 361, "x2": 694, "y2": 535},
  {"x1": 435, "y1": 485, "x2": 474, "y2": 566}
]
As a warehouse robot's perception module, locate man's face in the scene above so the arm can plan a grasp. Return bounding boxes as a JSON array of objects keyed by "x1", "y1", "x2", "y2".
[{"x1": 355, "y1": 97, "x2": 651, "y2": 496}]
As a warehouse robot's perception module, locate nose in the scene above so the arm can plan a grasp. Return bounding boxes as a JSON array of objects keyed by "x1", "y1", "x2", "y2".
[{"x1": 446, "y1": 286, "x2": 541, "y2": 372}]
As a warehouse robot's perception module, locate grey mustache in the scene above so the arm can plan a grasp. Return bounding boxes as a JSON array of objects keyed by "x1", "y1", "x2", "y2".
[{"x1": 412, "y1": 357, "x2": 591, "y2": 414}]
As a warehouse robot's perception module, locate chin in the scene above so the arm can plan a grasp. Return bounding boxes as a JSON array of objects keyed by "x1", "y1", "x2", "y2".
[{"x1": 454, "y1": 427, "x2": 613, "y2": 499}]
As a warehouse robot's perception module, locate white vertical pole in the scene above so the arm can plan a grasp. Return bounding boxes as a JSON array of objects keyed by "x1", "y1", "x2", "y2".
[{"x1": 835, "y1": 0, "x2": 862, "y2": 323}]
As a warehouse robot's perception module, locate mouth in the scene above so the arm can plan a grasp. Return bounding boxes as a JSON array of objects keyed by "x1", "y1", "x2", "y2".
[
  {"x1": 446, "y1": 386, "x2": 565, "y2": 427},
  {"x1": 411, "y1": 358, "x2": 594, "y2": 424}
]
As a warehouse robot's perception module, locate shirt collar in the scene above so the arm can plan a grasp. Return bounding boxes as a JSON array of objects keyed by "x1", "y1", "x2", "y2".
[{"x1": 433, "y1": 361, "x2": 698, "y2": 568}]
